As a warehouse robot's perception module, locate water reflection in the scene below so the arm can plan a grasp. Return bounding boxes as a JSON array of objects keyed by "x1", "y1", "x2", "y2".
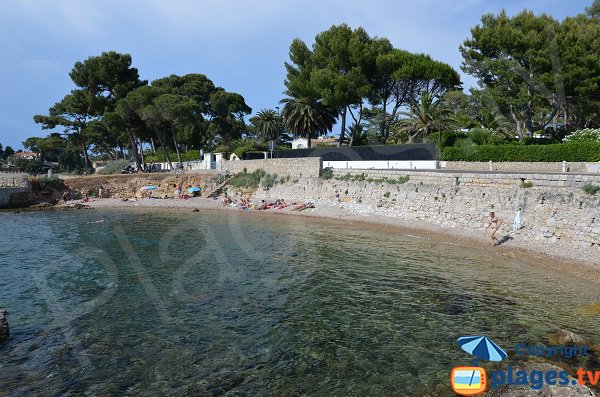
[{"x1": 0, "y1": 210, "x2": 598, "y2": 396}]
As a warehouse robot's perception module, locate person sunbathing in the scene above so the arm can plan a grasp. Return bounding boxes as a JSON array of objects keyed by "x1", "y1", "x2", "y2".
[{"x1": 291, "y1": 202, "x2": 315, "y2": 211}]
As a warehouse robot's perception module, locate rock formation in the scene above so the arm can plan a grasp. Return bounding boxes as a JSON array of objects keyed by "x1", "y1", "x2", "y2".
[{"x1": 0, "y1": 309, "x2": 9, "y2": 342}]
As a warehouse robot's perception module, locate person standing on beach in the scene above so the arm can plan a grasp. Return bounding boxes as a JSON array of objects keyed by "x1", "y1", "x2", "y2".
[
  {"x1": 489, "y1": 211, "x2": 504, "y2": 246},
  {"x1": 98, "y1": 185, "x2": 103, "y2": 200}
]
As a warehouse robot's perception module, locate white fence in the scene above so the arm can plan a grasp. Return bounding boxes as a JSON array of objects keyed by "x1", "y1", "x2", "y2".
[{"x1": 322, "y1": 160, "x2": 439, "y2": 170}]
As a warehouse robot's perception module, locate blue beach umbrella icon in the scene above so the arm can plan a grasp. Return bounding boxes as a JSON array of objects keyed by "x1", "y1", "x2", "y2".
[{"x1": 458, "y1": 336, "x2": 507, "y2": 361}]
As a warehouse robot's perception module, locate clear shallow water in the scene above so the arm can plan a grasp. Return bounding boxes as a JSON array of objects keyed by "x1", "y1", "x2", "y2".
[{"x1": 0, "y1": 209, "x2": 599, "y2": 396}]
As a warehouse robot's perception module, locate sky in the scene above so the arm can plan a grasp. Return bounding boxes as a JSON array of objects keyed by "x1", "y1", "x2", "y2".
[{"x1": 0, "y1": 0, "x2": 591, "y2": 150}]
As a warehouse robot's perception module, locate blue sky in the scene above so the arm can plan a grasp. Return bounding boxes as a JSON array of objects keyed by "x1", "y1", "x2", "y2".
[{"x1": 0, "y1": 0, "x2": 590, "y2": 149}]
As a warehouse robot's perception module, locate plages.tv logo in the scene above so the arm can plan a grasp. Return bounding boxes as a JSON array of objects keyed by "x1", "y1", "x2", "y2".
[{"x1": 451, "y1": 335, "x2": 507, "y2": 396}]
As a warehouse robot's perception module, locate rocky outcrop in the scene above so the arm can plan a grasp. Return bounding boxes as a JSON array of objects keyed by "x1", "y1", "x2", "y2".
[
  {"x1": 483, "y1": 363, "x2": 596, "y2": 397},
  {"x1": 0, "y1": 309, "x2": 9, "y2": 342},
  {"x1": 549, "y1": 329, "x2": 586, "y2": 345},
  {"x1": 63, "y1": 173, "x2": 219, "y2": 200}
]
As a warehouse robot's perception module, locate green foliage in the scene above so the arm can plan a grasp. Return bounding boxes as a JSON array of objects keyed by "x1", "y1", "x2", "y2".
[
  {"x1": 443, "y1": 142, "x2": 600, "y2": 162},
  {"x1": 520, "y1": 181, "x2": 534, "y2": 188},
  {"x1": 320, "y1": 167, "x2": 334, "y2": 179},
  {"x1": 226, "y1": 169, "x2": 278, "y2": 189},
  {"x1": 281, "y1": 97, "x2": 336, "y2": 148},
  {"x1": 461, "y1": 8, "x2": 600, "y2": 137},
  {"x1": 394, "y1": 93, "x2": 456, "y2": 143},
  {"x1": 582, "y1": 183, "x2": 600, "y2": 195},
  {"x1": 227, "y1": 169, "x2": 264, "y2": 188},
  {"x1": 260, "y1": 173, "x2": 278, "y2": 189},
  {"x1": 426, "y1": 130, "x2": 467, "y2": 148},
  {"x1": 14, "y1": 158, "x2": 44, "y2": 174},
  {"x1": 97, "y1": 160, "x2": 132, "y2": 175},
  {"x1": 212, "y1": 173, "x2": 229, "y2": 184},
  {"x1": 563, "y1": 129, "x2": 600, "y2": 143},
  {"x1": 469, "y1": 128, "x2": 492, "y2": 145},
  {"x1": 335, "y1": 173, "x2": 409, "y2": 185},
  {"x1": 30, "y1": 176, "x2": 66, "y2": 192},
  {"x1": 383, "y1": 191, "x2": 391, "y2": 198},
  {"x1": 250, "y1": 109, "x2": 281, "y2": 142}
]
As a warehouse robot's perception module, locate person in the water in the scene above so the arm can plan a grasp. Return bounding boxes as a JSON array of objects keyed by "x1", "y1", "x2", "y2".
[{"x1": 490, "y1": 211, "x2": 504, "y2": 246}]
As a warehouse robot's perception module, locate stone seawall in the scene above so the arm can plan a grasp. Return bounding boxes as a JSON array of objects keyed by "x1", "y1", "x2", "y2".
[
  {"x1": 221, "y1": 158, "x2": 322, "y2": 177},
  {"x1": 443, "y1": 161, "x2": 599, "y2": 173},
  {"x1": 247, "y1": 170, "x2": 600, "y2": 263},
  {"x1": 331, "y1": 169, "x2": 600, "y2": 188},
  {"x1": 0, "y1": 173, "x2": 31, "y2": 208}
]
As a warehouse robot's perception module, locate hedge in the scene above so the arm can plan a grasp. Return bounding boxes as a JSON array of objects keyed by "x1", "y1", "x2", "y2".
[{"x1": 443, "y1": 142, "x2": 600, "y2": 162}]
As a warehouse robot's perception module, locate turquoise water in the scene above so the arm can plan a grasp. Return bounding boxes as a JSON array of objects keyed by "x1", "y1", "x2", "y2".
[{"x1": 0, "y1": 209, "x2": 599, "y2": 396}]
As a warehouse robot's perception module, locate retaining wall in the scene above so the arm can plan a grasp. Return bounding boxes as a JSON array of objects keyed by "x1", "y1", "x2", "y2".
[
  {"x1": 330, "y1": 169, "x2": 600, "y2": 189},
  {"x1": 221, "y1": 158, "x2": 322, "y2": 177},
  {"x1": 245, "y1": 170, "x2": 600, "y2": 260}
]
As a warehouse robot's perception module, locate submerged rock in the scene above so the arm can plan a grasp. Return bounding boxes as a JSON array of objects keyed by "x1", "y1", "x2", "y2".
[
  {"x1": 0, "y1": 309, "x2": 9, "y2": 342},
  {"x1": 484, "y1": 363, "x2": 595, "y2": 397}
]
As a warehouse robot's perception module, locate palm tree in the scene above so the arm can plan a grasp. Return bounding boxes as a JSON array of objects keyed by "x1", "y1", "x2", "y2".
[
  {"x1": 343, "y1": 122, "x2": 371, "y2": 146},
  {"x1": 395, "y1": 92, "x2": 455, "y2": 143},
  {"x1": 250, "y1": 109, "x2": 280, "y2": 142},
  {"x1": 281, "y1": 97, "x2": 336, "y2": 148}
]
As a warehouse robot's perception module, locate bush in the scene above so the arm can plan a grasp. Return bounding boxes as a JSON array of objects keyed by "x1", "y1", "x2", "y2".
[
  {"x1": 261, "y1": 173, "x2": 278, "y2": 189},
  {"x1": 426, "y1": 130, "x2": 467, "y2": 148},
  {"x1": 563, "y1": 128, "x2": 600, "y2": 143},
  {"x1": 212, "y1": 173, "x2": 229, "y2": 184},
  {"x1": 469, "y1": 128, "x2": 492, "y2": 145},
  {"x1": 582, "y1": 183, "x2": 600, "y2": 195},
  {"x1": 30, "y1": 176, "x2": 66, "y2": 192},
  {"x1": 97, "y1": 160, "x2": 131, "y2": 175},
  {"x1": 520, "y1": 181, "x2": 534, "y2": 188},
  {"x1": 443, "y1": 142, "x2": 600, "y2": 162},
  {"x1": 320, "y1": 167, "x2": 334, "y2": 179},
  {"x1": 227, "y1": 169, "x2": 281, "y2": 189}
]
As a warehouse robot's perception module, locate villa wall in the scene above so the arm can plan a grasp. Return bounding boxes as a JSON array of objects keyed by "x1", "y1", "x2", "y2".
[
  {"x1": 221, "y1": 157, "x2": 322, "y2": 177},
  {"x1": 248, "y1": 170, "x2": 600, "y2": 258}
]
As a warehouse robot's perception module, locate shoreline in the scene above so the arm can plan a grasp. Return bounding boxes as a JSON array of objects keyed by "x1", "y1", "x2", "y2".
[{"x1": 69, "y1": 197, "x2": 600, "y2": 283}]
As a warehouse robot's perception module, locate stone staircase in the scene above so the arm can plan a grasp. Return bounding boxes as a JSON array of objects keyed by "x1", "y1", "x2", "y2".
[{"x1": 204, "y1": 172, "x2": 233, "y2": 198}]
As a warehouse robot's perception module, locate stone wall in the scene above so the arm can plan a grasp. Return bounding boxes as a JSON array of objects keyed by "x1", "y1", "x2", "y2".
[
  {"x1": 331, "y1": 169, "x2": 600, "y2": 189},
  {"x1": 221, "y1": 158, "x2": 322, "y2": 177},
  {"x1": 442, "y1": 161, "x2": 599, "y2": 173},
  {"x1": 247, "y1": 170, "x2": 600, "y2": 256},
  {"x1": 0, "y1": 172, "x2": 28, "y2": 188}
]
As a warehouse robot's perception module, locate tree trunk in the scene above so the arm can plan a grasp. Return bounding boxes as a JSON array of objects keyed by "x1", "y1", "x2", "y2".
[
  {"x1": 381, "y1": 100, "x2": 387, "y2": 143},
  {"x1": 127, "y1": 128, "x2": 143, "y2": 171},
  {"x1": 150, "y1": 138, "x2": 156, "y2": 154},
  {"x1": 155, "y1": 128, "x2": 173, "y2": 170},
  {"x1": 171, "y1": 122, "x2": 183, "y2": 164},
  {"x1": 139, "y1": 138, "x2": 145, "y2": 170},
  {"x1": 337, "y1": 107, "x2": 347, "y2": 147},
  {"x1": 307, "y1": 133, "x2": 312, "y2": 149},
  {"x1": 510, "y1": 105, "x2": 523, "y2": 142},
  {"x1": 81, "y1": 143, "x2": 90, "y2": 170}
]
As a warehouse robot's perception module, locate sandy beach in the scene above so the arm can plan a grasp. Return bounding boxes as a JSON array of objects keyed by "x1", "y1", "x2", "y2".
[{"x1": 70, "y1": 196, "x2": 600, "y2": 284}]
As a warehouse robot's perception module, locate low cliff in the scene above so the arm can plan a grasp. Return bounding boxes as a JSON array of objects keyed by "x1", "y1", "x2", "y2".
[{"x1": 63, "y1": 173, "x2": 220, "y2": 199}]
